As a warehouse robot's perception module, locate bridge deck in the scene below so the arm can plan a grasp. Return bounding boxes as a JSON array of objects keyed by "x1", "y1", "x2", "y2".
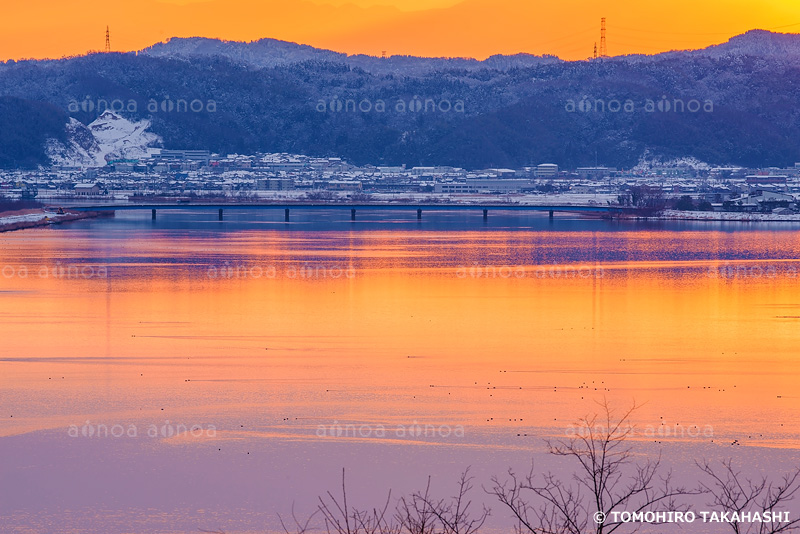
[{"x1": 64, "y1": 203, "x2": 628, "y2": 213}]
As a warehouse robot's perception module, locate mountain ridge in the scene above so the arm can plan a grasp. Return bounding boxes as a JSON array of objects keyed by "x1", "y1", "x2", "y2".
[
  {"x1": 138, "y1": 36, "x2": 561, "y2": 75},
  {"x1": 137, "y1": 29, "x2": 800, "y2": 73},
  {"x1": 1, "y1": 29, "x2": 800, "y2": 170}
]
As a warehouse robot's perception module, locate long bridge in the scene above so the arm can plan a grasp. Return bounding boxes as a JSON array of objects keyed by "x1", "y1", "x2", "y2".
[{"x1": 62, "y1": 202, "x2": 634, "y2": 221}]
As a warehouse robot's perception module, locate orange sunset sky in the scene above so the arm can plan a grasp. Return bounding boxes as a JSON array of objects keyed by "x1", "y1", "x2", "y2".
[{"x1": 2, "y1": 0, "x2": 800, "y2": 62}]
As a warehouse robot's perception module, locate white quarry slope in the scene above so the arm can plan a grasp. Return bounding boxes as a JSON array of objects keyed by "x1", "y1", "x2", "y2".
[
  {"x1": 46, "y1": 118, "x2": 105, "y2": 167},
  {"x1": 633, "y1": 152, "x2": 713, "y2": 172},
  {"x1": 88, "y1": 111, "x2": 161, "y2": 161},
  {"x1": 47, "y1": 111, "x2": 161, "y2": 168}
]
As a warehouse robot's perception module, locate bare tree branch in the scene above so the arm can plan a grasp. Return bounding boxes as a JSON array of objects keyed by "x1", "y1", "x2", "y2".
[
  {"x1": 488, "y1": 400, "x2": 694, "y2": 534},
  {"x1": 698, "y1": 459, "x2": 800, "y2": 534}
]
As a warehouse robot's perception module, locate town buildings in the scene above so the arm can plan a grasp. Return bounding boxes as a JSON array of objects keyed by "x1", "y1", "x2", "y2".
[{"x1": 2, "y1": 151, "x2": 799, "y2": 213}]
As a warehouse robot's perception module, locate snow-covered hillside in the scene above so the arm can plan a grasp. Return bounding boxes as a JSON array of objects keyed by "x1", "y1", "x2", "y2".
[
  {"x1": 47, "y1": 111, "x2": 161, "y2": 168},
  {"x1": 633, "y1": 154, "x2": 714, "y2": 173},
  {"x1": 693, "y1": 29, "x2": 800, "y2": 59}
]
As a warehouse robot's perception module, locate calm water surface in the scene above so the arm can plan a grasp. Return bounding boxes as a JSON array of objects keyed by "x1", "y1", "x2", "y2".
[{"x1": 1, "y1": 210, "x2": 799, "y2": 533}]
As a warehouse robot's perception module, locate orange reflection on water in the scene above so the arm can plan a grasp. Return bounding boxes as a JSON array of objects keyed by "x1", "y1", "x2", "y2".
[{"x1": 1, "y1": 227, "x2": 799, "y2": 447}]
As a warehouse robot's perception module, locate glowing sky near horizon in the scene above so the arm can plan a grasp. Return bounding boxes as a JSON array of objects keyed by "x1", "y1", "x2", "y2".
[{"x1": 1, "y1": 0, "x2": 799, "y2": 61}]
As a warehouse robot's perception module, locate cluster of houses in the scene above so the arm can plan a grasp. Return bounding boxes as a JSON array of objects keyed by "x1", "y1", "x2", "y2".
[
  {"x1": 722, "y1": 190, "x2": 798, "y2": 214},
  {"x1": 2, "y1": 150, "x2": 800, "y2": 214}
]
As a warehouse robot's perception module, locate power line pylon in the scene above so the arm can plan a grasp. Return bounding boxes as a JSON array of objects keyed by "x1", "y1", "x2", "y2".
[
  {"x1": 105, "y1": 26, "x2": 111, "y2": 53},
  {"x1": 593, "y1": 42, "x2": 597, "y2": 59},
  {"x1": 599, "y1": 18, "x2": 607, "y2": 57}
]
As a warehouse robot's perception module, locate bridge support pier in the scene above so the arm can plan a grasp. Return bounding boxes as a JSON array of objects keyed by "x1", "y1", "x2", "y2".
[
  {"x1": 351, "y1": 208, "x2": 356, "y2": 221},
  {"x1": 483, "y1": 209, "x2": 488, "y2": 221},
  {"x1": 285, "y1": 208, "x2": 290, "y2": 222},
  {"x1": 417, "y1": 208, "x2": 422, "y2": 220},
  {"x1": 218, "y1": 208, "x2": 223, "y2": 221},
  {"x1": 151, "y1": 209, "x2": 156, "y2": 220},
  {"x1": 549, "y1": 210, "x2": 554, "y2": 220}
]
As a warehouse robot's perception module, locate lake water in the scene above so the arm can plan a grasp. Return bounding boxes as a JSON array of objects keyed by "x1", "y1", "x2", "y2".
[{"x1": 1, "y1": 210, "x2": 799, "y2": 533}]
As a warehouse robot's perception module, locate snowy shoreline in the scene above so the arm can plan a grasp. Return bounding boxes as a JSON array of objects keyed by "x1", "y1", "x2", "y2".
[
  {"x1": 653, "y1": 209, "x2": 800, "y2": 222},
  {"x1": 0, "y1": 209, "x2": 102, "y2": 233}
]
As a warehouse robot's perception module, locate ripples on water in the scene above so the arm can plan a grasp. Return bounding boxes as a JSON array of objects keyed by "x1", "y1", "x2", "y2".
[{"x1": 1, "y1": 210, "x2": 799, "y2": 533}]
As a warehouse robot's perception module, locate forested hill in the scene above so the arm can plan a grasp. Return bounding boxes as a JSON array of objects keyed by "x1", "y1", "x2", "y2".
[{"x1": 1, "y1": 29, "x2": 799, "y2": 169}]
